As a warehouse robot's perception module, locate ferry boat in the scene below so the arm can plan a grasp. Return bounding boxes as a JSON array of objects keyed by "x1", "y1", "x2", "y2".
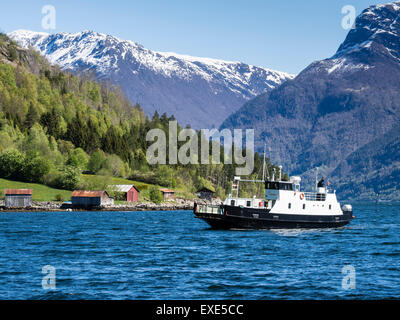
[{"x1": 194, "y1": 162, "x2": 354, "y2": 230}]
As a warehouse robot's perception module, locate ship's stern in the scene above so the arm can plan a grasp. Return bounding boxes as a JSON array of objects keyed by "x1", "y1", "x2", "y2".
[{"x1": 342, "y1": 204, "x2": 354, "y2": 221}]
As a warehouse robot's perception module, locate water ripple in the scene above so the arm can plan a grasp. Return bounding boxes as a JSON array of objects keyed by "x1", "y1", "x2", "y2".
[{"x1": 0, "y1": 204, "x2": 399, "y2": 299}]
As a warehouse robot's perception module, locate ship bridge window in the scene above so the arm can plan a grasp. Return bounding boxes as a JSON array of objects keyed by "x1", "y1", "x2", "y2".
[
  {"x1": 288, "y1": 203, "x2": 291, "y2": 209},
  {"x1": 231, "y1": 200, "x2": 235, "y2": 206},
  {"x1": 265, "y1": 182, "x2": 279, "y2": 190},
  {"x1": 265, "y1": 182, "x2": 294, "y2": 191},
  {"x1": 246, "y1": 200, "x2": 251, "y2": 207},
  {"x1": 282, "y1": 183, "x2": 293, "y2": 191},
  {"x1": 303, "y1": 204, "x2": 306, "y2": 210}
]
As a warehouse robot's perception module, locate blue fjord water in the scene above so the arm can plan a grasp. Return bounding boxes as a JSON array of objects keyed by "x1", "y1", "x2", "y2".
[{"x1": 0, "y1": 203, "x2": 399, "y2": 300}]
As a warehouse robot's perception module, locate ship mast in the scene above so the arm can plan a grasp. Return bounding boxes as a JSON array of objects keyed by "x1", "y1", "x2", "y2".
[
  {"x1": 230, "y1": 144, "x2": 268, "y2": 198},
  {"x1": 262, "y1": 144, "x2": 266, "y2": 182}
]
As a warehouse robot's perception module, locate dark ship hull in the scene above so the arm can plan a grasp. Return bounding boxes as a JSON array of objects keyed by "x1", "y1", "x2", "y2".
[{"x1": 194, "y1": 205, "x2": 353, "y2": 230}]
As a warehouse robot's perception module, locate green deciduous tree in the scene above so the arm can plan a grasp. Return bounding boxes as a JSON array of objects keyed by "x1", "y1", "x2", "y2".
[
  {"x1": 67, "y1": 148, "x2": 89, "y2": 171},
  {"x1": 88, "y1": 149, "x2": 106, "y2": 173},
  {"x1": 0, "y1": 148, "x2": 25, "y2": 180},
  {"x1": 149, "y1": 186, "x2": 163, "y2": 204},
  {"x1": 105, "y1": 154, "x2": 127, "y2": 177},
  {"x1": 52, "y1": 166, "x2": 81, "y2": 190},
  {"x1": 24, "y1": 155, "x2": 52, "y2": 183}
]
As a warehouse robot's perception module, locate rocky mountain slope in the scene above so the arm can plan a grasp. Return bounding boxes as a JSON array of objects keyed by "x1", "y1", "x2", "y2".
[
  {"x1": 220, "y1": 1, "x2": 400, "y2": 200},
  {"x1": 332, "y1": 124, "x2": 400, "y2": 200},
  {"x1": 9, "y1": 30, "x2": 293, "y2": 128}
]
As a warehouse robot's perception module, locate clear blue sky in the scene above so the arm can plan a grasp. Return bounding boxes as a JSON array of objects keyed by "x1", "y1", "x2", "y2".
[{"x1": 0, "y1": 0, "x2": 390, "y2": 74}]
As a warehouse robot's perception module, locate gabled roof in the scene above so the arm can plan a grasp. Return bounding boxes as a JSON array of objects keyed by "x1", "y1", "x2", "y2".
[
  {"x1": 160, "y1": 188, "x2": 174, "y2": 193},
  {"x1": 112, "y1": 184, "x2": 140, "y2": 193},
  {"x1": 4, "y1": 189, "x2": 33, "y2": 195},
  {"x1": 71, "y1": 190, "x2": 109, "y2": 198}
]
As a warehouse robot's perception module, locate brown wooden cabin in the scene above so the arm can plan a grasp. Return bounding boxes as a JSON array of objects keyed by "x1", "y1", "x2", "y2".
[
  {"x1": 71, "y1": 190, "x2": 114, "y2": 208},
  {"x1": 160, "y1": 188, "x2": 175, "y2": 201}
]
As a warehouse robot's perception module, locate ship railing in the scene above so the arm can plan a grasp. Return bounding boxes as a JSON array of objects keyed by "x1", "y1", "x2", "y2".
[
  {"x1": 197, "y1": 204, "x2": 224, "y2": 215},
  {"x1": 303, "y1": 192, "x2": 326, "y2": 201}
]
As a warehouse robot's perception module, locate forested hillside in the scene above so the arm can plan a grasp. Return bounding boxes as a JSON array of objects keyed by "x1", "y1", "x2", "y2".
[{"x1": 0, "y1": 33, "x2": 279, "y2": 201}]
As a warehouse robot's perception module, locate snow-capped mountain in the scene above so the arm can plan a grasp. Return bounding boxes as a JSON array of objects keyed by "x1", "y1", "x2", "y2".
[
  {"x1": 9, "y1": 29, "x2": 294, "y2": 128},
  {"x1": 312, "y1": 0, "x2": 400, "y2": 76},
  {"x1": 220, "y1": 1, "x2": 400, "y2": 200}
]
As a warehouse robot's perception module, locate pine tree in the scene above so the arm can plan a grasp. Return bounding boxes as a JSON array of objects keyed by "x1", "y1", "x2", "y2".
[
  {"x1": 40, "y1": 108, "x2": 61, "y2": 138},
  {"x1": 25, "y1": 103, "x2": 39, "y2": 129},
  {"x1": 152, "y1": 110, "x2": 160, "y2": 123}
]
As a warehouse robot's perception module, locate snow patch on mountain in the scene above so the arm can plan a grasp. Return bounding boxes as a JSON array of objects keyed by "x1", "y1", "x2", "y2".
[
  {"x1": 325, "y1": 57, "x2": 372, "y2": 74},
  {"x1": 10, "y1": 29, "x2": 294, "y2": 96},
  {"x1": 334, "y1": 1, "x2": 400, "y2": 59},
  {"x1": 9, "y1": 29, "x2": 294, "y2": 128}
]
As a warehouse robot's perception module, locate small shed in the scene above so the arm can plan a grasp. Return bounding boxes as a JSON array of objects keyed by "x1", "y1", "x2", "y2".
[
  {"x1": 71, "y1": 190, "x2": 114, "y2": 208},
  {"x1": 4, "y1": 189, "x2": 32, "y2": 208},
  {"x1": 160, "y1": 188, "x2": 175, "y2": 201},
  {"x1": 112, "y1": 185, "x2": 140, "y2": 202},
  {"x1": 196, "y1": 187, "x2": 215, "y2": 201}
]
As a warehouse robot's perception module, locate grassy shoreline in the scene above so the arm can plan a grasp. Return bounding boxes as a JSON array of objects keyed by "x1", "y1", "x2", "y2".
[
  {"x1": 0, "y1": 176, "x2": 200, "y2": 212},
  {"x1": 0, "y1": 176, "x2": 196, "y2": 203},
  {"x1": 0, "y1": 178, "x2": 72, "y2": 202}
]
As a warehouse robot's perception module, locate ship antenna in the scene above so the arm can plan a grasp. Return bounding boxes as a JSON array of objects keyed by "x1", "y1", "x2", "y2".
[{"x1": 262, "y1": 144, "x2": 266, "y2": 182}]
